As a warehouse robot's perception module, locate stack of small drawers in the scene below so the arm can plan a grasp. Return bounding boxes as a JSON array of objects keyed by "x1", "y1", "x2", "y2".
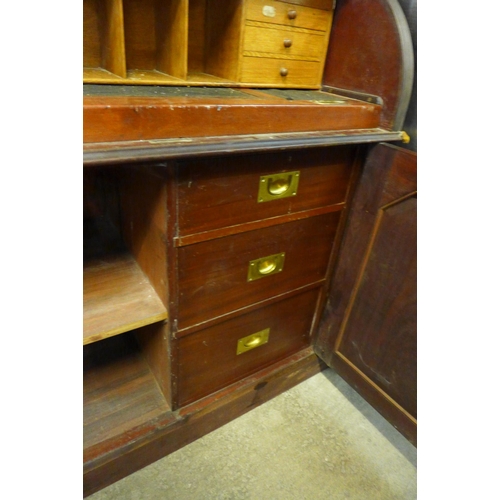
[
  {"x1": 172, "y1": 145, "x2": 355, "y2": 406},
  {"x1": 239, "y1": 0, "x2": 334, "y2": 86}
]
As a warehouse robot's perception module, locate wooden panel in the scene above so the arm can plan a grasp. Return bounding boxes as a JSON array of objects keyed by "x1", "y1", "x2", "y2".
[
  {"x1": 177, "y1": 212, "x2": 340, "y2": 330},
  {"x1": 83, "y1": 332, "x2": 170, "y2": 453},
  {"x1": 83, "y1": 252, "x2": 168, "y2": 345},
  {"x1": 314, "y1": 143, "x2": 417, "y2": 444},
  {"x1": 123, "y1": 0, "x2": 157, "y2": 69},
  {"x1": 176, "y1": 146, "x2": 354, "y2": 236},
  {"x1": 240, "y1": 56, "x2": 321, "y2": 86},
  {"x1": 177, "y1": 289, "x2": 319, "y2": 406},
  {"x1": 246, "y1": 0, "x2": 332, "y2": 31},
  {"x1": 119, "y1": 167, "x2": 169, "y2": 306},
  {"x1": 83, "y1": 94, "x2": 382, "y2": 143},
  {"x1": 156, "y1": 0, "x2": 188, "y2": 78},
  {"x1": 83, "y1": 0, "x2": 126, "y2": 77},
  {"x1": 339, "y1": 197, "x2": 416, "y2": 417},
  {"x1": 135, "y1": 321, "x2": 172, "y2": 406},
  {"x1": 243, "y1": 23, "x2": 325, "y2": 60},
  {"x1": 205, "y1": 0, "x2": 244, "y2": 81},
  {"x1": 188, "y1": 0, "x2": 207, "y2": 72},
  {"x1": 322, "y1": 0, "x2": 413, "y2": 130}
]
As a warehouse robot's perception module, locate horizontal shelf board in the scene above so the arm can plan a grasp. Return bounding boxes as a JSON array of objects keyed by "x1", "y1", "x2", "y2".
[
  {"x1": 83, "y1": 252, "x2": 168, "y2": 345},
  {"x1": 83, "y1": 68, "x2": 126, "y2": 83},
  {"x1": 83, "y1": 128, "x2": 406, "y2": 166},
  {"x1": 84, "y1": 333, "x2": 171, "y2": 454},
  {"x1": 125, "y1": 69, "x2": 185, "y2": 84}
]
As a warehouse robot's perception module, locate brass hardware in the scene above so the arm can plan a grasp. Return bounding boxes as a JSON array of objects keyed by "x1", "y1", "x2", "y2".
[
  {"x1": 288, "y1": 9, "x2": 297, "y2": 19},
  {"x1": 236, "y1": 328, "x2": 270, "y2": 355},
  {"x1": 283, "y1": 39, "x2": 292, "y2": 48},
  {"x1": 401, "y1": 131, "x2": 410, "y2": 143},
  {"x1": 280, "y1": 67, "x2": 289, "y2": 77},
  {"x1": 247, "y1": 252, "x2": 286, "y2": 281},
  {"x1": 257, "y1": 171, "x2": 300, "y2": 202}
]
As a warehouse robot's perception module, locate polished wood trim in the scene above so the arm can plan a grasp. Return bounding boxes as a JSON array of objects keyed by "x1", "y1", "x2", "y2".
[{"x1": 83, "y1": 129, "x2": 405, "y2": 166}]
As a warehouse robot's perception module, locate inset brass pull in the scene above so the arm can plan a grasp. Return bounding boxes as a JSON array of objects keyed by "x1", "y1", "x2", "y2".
[
  {"x1": 247, "y1": 252, "x2": 285, "y2": 281},
  {"x1": 258, "y1": 171, "x2": 300, "y2": 202},
  {"x1": 283, "y1": 39, "x2": 292, "y2": 48},
  {"x1": 236, "y1": 328, "x2": 270, "y2": 355},
  {"x1": 288, "y1": 9, "x2": 297, "y2": 19}
]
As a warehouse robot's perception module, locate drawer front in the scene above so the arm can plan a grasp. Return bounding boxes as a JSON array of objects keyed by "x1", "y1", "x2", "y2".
[
  {"x1": 176, "y1": 147, "x2": 354, "y2": 237},
  {"x1": 243, "y1": 23, "x2": 325, "y2": 61},
  {"x1": 246, "y1": 0, "x2": 332, "y2": 32},
  {"x1": 240, "y1": 55, "x2": 321, "y2": 86},
  {"x1": 177, "y1": 288, "x2": 318, "y2": 406},
  {"x1": 177, "y1": 211, "x2": 340, "y2": 330}
]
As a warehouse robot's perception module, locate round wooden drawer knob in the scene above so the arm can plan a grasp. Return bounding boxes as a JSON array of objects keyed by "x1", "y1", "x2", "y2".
[
  {"x1": 280, "y1": 68, "x2": 289, "y2": 77},
  {"x1": 288, "y1": 9, "x2": 297, "y2": 19},
  {"x1": 283, "y1": 39, "x2": 292, "y2": 48}
]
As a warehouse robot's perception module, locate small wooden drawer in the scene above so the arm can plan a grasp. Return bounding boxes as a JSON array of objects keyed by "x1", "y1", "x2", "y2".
[
  {"x1": 245, "y1": 0, "x2": 332, "y2": 32},
  {"x1": 176, "y1": 288, "x2": 318, "y2": 406},
  {"x1": 243, "y1": 23, "x2": 325, "y2": 61},
  {"x1": 240, "y1": 55, "x2": 321, "y2": 85},
  {"x1": 176, "y1": 147, "x2": 355, "y2": 238},
  {"x1": 177, "y1": 211, "x2": 341, "y2": 331}
]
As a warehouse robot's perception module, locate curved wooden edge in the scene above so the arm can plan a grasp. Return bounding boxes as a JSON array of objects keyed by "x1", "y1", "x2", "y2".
[{"x1": 322, "y1": 0, "x2": 414, "y2": 130}]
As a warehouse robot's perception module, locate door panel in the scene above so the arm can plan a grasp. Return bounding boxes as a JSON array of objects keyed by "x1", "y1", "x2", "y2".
[{"x1": 314, "y1": 143, "x2": 417, "y2": 445}]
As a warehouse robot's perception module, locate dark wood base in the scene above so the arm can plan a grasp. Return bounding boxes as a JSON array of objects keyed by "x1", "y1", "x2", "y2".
[{"x1": 83, "y1": 347, "x2": 326, "y2": 497}]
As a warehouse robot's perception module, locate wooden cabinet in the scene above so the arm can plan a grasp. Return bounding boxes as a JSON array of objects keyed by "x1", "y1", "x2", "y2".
[{"x1": 83, "y1": 0, "x2": 416, "y2": 495}]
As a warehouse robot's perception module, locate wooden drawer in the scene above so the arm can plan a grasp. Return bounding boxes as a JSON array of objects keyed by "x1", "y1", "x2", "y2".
[
  {"x1": 177, "y1": 211, "x2": 341, "y2": 331},
  {"x1": 240, "y1": 55, "x2": 321, "y2": 86},
  {"x1": 177, "y1": 288, "x2": 318, "y2": 406},
  {"x1": 243, "y1": 23, "x2": 325, "y2": 61},
  {"x1": 176, "y1": 147, "x2": 354, "y2": 238},
  {"x1": 245, "y1": 0, "x2": 332, "y2": 32}
]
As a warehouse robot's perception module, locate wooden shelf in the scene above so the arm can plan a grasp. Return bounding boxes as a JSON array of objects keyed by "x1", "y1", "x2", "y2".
[
  {"x1": 83, "y1": 252, "x2": 168, "y2": 345},
  {"x1": 83, "y1": 333, "x2": 171, "y2": 456}
]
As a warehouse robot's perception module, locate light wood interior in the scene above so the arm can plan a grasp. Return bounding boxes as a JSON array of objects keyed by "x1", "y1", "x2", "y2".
[{"x1": 83, "y1": 0, "x2": 334, "y2": 88}]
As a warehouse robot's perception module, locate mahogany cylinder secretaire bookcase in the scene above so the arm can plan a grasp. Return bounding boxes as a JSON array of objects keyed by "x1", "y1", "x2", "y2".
[{"x1": 83, "y1": 0, "x2": 416, "y2": 495}]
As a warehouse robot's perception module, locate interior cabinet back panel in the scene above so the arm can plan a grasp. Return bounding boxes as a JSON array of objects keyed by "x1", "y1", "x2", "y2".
[
  {"x1": 177, "y1": 288, "x2": 318, "y2": 406},
  {"x1": 177, "y1": 212, "x2": 340, "y2": 331},
  {"x1": 176, "y1": 147, "x2": 354, "y2": 237}
]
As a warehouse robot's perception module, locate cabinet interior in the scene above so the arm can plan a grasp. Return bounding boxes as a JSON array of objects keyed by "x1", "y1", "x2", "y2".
[{"x1": 83, "y1": 0, "x2": 333, "y2": 88}]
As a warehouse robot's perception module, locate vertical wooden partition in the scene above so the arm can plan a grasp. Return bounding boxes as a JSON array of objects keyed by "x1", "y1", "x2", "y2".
[
  {"x1": 122, "y1": 0, "x2": 188, "y2": 81},
  {"x1": 83, "y1": 0, "x2": 127, "y2": 79}
]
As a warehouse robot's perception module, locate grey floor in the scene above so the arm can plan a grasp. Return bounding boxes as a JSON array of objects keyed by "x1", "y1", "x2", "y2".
[{"x1": 88, "y1": 368, "x2": 417, "y2": 500}]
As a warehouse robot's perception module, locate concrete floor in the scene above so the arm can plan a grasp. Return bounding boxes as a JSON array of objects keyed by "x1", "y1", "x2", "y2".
[{"x1": 88, "y1": 368, "x2": 417, "y2": 500}]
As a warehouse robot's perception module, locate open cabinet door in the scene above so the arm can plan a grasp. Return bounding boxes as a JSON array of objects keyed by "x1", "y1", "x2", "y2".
[{"x1": 314, "y1": 143, "x2": 417, "y2": 445}]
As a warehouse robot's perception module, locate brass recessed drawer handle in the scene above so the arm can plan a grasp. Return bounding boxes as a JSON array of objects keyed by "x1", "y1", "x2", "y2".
[
  {"x1": 247, "y1": 252, "x2": 285, "y2": 282},
  {"x1": 237, "y1": 328, "x2": 270, "y2": 355},
  {"x1": 258, "y1": 171, "x2": 300, "y2": 202}
]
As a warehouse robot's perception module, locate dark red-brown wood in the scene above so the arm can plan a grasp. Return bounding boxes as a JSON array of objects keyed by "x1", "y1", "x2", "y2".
[
  {"x1": 83, "y1": 94, "x2": 381, "y2": 143},
  {"x1": 177, "y1": 288, "x2": 320, "y2": 406},
  {"x1": 175, "y1": 146, "x2": 355, "y2": 238},
  {"x1": 322, "y1": 0, "x2": 413, "y2": 130},
  {"x1": 177, "y1": 212, "x2": 340, "y2": 331},
  {"x1": 314, "y1": 143, "x2": 417, "y2": 445}
]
